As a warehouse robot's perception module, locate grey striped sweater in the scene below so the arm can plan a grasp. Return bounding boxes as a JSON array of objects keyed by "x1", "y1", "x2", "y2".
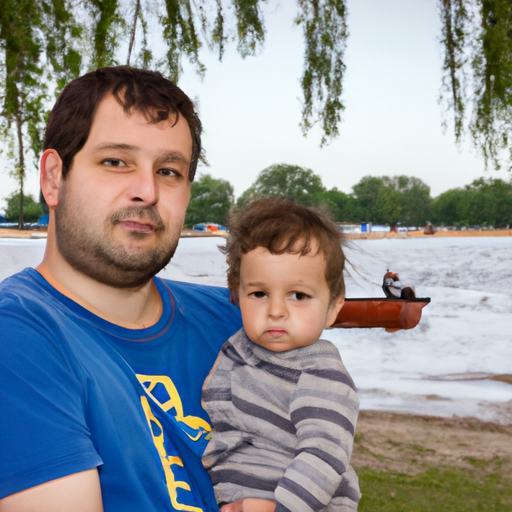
[{"x1": 202, "y1": 328, "x2": 361, "y2": 512}]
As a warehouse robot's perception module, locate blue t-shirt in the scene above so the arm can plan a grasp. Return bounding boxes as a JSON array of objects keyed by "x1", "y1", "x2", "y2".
[{"x1": 0, "y1": 268, "x2": 242, "y2": 512}]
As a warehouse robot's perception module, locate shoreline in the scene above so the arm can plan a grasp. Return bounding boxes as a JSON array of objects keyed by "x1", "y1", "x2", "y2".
[
  {"x1": 0, "y1": 227, "x2": 229, "y2": 239},
  {"x1": 344, "y1": 228, "x2": 512, "y2": 240},
  {"x1": 1, "y1": 227, "x2": 512, "y2": 240}
]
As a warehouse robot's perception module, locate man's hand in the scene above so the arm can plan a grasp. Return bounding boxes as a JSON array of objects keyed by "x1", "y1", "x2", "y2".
[
  {"x1": 0, "y1": 469, "x2": 103, "y2": 512},
  {"x1": 221, "y1": 498, "x2": 276, "y2": 512}
]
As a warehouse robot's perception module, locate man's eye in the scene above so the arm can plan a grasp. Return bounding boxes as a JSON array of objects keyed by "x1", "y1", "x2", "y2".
[
  {"x1": 292, "y1": 292, "x2": 310, "y2": 301},
  {"x1": 102, "y1": 158, "x2": 126, "y2": 167},
  {"x1": 158, "y1": 168, "x2": 178, "y2": 177}
]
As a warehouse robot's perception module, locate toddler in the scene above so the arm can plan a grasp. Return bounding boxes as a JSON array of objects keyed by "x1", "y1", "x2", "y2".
[{"x1": 202, "y1": 198, "x2": 361, "y2": 512}]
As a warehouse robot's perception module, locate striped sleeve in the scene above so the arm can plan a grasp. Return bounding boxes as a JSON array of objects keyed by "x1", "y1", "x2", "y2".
[{"x1": 274, "y1": 343, "x2": 361, "y2": 512}]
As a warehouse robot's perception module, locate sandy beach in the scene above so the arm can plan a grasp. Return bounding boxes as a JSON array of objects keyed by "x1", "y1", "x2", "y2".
[{"x1": 353, "y1": 410, "x2": 512, "y2": 476}]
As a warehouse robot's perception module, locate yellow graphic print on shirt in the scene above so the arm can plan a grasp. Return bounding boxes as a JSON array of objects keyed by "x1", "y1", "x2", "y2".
[
  {"x1": 138, "y1": 374, "x2": 212, "y2": 512},
  {"x1": 138, "y1": 374, "x2": 211, "y2": 440}
]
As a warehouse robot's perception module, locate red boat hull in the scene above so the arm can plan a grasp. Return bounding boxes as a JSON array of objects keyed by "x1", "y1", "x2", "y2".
[{"x1": 331, "y1": 298, "x2": 431, "y2": 331}]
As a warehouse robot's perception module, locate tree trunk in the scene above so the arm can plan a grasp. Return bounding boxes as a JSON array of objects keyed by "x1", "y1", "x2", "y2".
[
  {"x1": 16, "y1": 107, "x2": 25, "y2": 230},
  {"x1": 126, "y1": 0, "x2": 141, "y2": 66}
]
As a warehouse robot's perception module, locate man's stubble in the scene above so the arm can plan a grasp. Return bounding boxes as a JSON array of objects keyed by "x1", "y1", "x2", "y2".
[{"x1": 54, "y1": 189, "x2": 182, "y2": 288}]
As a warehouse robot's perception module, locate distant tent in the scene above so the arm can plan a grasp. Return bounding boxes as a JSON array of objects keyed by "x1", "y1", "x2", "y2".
[
  {"x1": 38, "y1": 213, "x2": 49, "y2": 225},
  {"x1": 424, "y1": 222, "x2": 435, "y2": 235},
  {"x1": 192, "y1": 222, "x2": 227, "y2": 233},
  {"x1": 0, "y1": 214, "x2": 6, "y2": 224}
]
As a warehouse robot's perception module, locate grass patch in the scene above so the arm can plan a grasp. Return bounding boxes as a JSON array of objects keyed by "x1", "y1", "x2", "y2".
[
  {"x1": 465, "y1": 456, "x2": 491, "y2": 469},
  {"x1": 409, "y1": 444, "x2": 435, "y2": 453},
  {"x1": 358, "y1": 467, "x2": 512, "y2": 511}
]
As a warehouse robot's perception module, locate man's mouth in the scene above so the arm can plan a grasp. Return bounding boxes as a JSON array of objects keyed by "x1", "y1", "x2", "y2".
[
  {"x1": 118, "y1": 220, "x2": 156, "y2": 233},
  {"x1": 109, "y1": 207, "x2": 165, "y2": 234}
]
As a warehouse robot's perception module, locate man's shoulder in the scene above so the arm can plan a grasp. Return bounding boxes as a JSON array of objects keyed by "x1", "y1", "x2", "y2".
[
  {"x1": 160, "y1": 278, "x2": 229, "y2": 297},
  {"x1": 0, "y1": 268, "x2": 44, "y2": 307},
  {"x1": 0, "y1": 267, "x2": 35, "y2": 288},
  {"x1": 158, "y1": 278, "x2": 234, "y2": 310},
  {"x1": 157, "y1": 278, "x2": 241, "y2": 330},
  {"x1": 0, "y1": 268, "x2": 67, "y2": 339}
]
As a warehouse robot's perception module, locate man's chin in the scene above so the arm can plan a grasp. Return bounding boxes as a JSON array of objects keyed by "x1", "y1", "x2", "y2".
[
  {"x1": 59, "y1": 239, "x2": 177, "y2": 288},
  {"x1": 113, "y1": 228, "x2": 163, "y2": 246},
  {"x1": 73, "y1": 257, "x2": 171, "y2": 289}
]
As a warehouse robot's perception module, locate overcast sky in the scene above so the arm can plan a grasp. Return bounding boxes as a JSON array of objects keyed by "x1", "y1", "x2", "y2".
[{"x1": 1, "y1": 0, "x2": 510, "y2": 212}]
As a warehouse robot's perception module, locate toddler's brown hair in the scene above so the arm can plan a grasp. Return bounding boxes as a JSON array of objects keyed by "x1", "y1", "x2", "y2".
[{"x1": 223, "y1": 198, "x2": 346, "y2": 303}]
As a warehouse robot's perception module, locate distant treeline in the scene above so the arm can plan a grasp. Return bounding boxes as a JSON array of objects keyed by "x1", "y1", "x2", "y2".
[
  {"x1": 185, "y1": 164, "x2": 512, "y2": 229},
  {"x1": 3, "y1": 164, "x2": 511, "y2": 229}
]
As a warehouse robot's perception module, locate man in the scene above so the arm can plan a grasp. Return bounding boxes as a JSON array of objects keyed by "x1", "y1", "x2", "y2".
[{"x1": 0, "y1": 67, "x2": 242, "y2": 512}]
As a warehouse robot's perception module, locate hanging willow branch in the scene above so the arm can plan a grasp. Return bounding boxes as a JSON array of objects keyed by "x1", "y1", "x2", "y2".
[
  {"x1": 297, "y1": 0, "x2": 348, "y2": 146},
  {"x1": 439, "y1": 0, "x2": 512, "y2": 170},
  {"x1": 88, "y1": 0, "x2": 122, "y2": 68},
  {"x1": 83, "y1": 0, "x2": 348, "y2": 145},
  {"x1": 470, "y1": 0, "x2": 512, "y2": 170},
  {"x1": 439, "y1": 0, "x2": 468, "y2": 140}
]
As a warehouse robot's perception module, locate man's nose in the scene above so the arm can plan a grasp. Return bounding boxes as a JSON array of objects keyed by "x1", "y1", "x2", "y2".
[{"x1": 130, "y1": 166, "x2": 158, "y2": 205}]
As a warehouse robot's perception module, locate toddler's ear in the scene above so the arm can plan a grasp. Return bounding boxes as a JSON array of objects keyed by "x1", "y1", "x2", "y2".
[{"x1": 325, "y1": 295, "x2": 345, "y2": 328}]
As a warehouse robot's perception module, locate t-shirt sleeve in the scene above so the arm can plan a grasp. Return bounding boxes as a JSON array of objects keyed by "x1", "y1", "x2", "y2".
[
  {"x1": 274, "y1": 345, "x2": 360, "y2": 512},
  {"x1": 0, "y1": 317, "x2": 102, "y2": 499}
]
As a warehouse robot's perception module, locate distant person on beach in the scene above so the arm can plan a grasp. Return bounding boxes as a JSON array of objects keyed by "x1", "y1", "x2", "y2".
[
  {"x1": 202, "y1": 199, "x2": 361, "y2": 512},
  {"x1": 0, "y1": 66, "x2": 243, "y2": 512}
]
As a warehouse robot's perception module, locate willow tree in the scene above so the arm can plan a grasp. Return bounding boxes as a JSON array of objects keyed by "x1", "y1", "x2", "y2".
[
  {"x1": 1, "y1": 0, "x2": 349, "y2": 225},
  {"x1": 0, "y1": 0, "x2": 81, "y2": 227},
  {"x1": 439, "y1": 0, "x2": 512, "y2": 170},
  {"x1": 1, "y1": 0, "x2": 44, "y2": 228}
]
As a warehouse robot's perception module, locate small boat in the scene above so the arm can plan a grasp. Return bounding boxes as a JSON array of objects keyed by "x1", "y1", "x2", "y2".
[{"x1": 331, "y1": 271, "x2": 430, "y2": 331}]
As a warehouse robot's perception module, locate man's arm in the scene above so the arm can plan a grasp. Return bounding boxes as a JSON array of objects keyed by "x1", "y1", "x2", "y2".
[
  {"x1": 0, "y1": 469, "x2": 103, "y2": 512},
  {"x1": 0, "y1": 316, "x2": 103, "y2": 503}
]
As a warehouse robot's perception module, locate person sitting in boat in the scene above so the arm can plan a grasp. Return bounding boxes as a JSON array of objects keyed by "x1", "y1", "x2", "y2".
[{"x1": 202, "y1": 198, "x2": 361, "y2": 512}]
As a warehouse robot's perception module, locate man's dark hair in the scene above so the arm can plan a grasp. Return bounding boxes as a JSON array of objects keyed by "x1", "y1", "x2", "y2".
[
  {"x1": 223, "y1": 198, "x2": 346, "y2": 302},
  {"x1": 44, "y1": 66, "x2": 202, "y2": 181}
]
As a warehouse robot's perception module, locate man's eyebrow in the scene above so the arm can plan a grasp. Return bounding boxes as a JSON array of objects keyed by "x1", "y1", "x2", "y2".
[
  {"x1": 94, "y1": 143, "x2": 139, "y2": 152},
  {"x1": 160, "y1": 151, "x2": 190, "y2": 164}
]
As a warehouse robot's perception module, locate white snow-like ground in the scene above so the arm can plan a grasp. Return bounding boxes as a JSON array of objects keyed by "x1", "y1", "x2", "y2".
[{"x1": 1, "y1": 235, "x2": 511, "y2": 424}]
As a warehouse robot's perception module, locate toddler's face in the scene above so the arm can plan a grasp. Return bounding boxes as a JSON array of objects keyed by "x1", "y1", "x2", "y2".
[{"x1": 238, "y1": 246, "x2": 344, "y2": 352}]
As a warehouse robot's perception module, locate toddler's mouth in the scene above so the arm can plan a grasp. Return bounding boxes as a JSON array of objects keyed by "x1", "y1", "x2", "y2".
[{"x1": 266, "y1": 329, "x2": 287, "y2": 337}]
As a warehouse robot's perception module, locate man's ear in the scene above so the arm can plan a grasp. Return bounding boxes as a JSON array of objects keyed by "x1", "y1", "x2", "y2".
[
  {"x1": 40, "y1": 149, "x2": 63, "y2": 208},
  {"x1": 325, "y1": 295, "x2": 345, "y2": 328}
]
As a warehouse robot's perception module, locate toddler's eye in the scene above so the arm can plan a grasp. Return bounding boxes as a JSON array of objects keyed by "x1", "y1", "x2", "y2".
[
  {"x1": 252, "y1": 291, "x2": 267, "y2": 299},
  {"x1": 292, "y1": 292, "x2": 310, "y2": 301}
]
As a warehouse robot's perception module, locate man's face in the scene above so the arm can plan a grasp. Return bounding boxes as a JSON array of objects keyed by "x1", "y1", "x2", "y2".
[{"x1": 54, "y1": 94, "x2": 192, "y2": 288}]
